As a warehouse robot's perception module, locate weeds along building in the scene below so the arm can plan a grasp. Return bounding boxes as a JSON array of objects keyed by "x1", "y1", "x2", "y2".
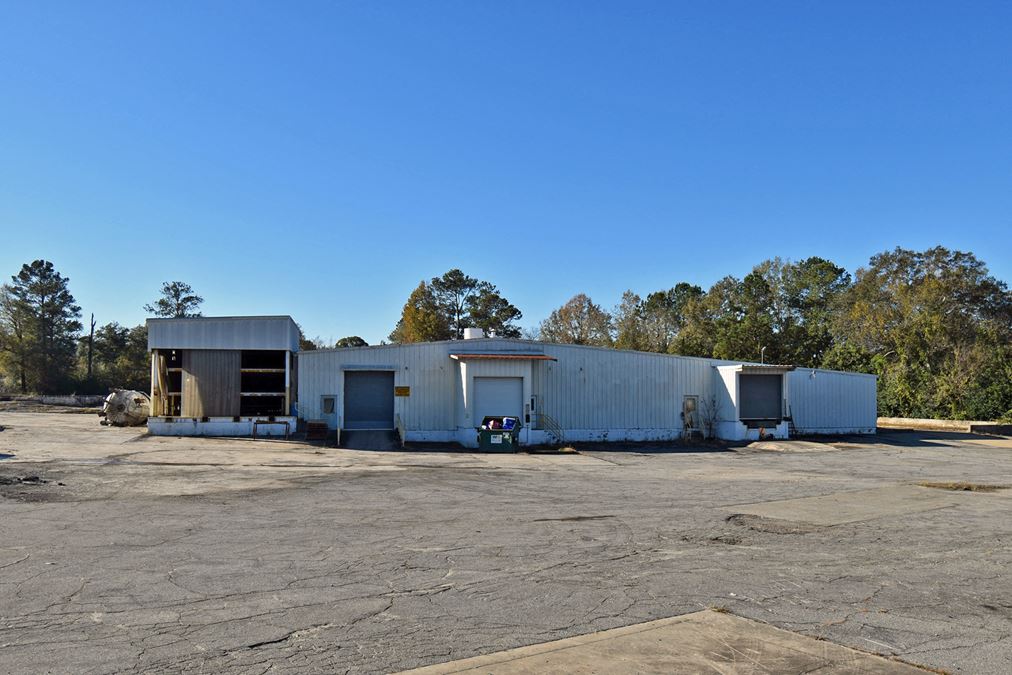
[{"x1": 146, "y1": 317, "x2": 876, "y2": 444}]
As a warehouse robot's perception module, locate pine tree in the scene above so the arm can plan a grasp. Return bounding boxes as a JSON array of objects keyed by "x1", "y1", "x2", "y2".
[
  {"x1": 144, "y1": 281, "x2": 203, "y2": 317},
  {"x1": 1, "y1": 260, "x2": 82, "y2": 393}
]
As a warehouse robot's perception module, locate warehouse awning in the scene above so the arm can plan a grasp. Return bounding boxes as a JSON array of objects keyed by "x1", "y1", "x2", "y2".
[
  {"x1": 449, "y1": 353, "x2": 557, "y2": 361},
  {"x1": 727, "y1": 364, "x2": 796, "y2": 374}
]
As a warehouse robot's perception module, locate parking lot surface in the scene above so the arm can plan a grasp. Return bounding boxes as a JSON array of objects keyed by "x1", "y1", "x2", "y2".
[{"x1": 1, "y1": 412, "x2": 1010, "y2": 673}]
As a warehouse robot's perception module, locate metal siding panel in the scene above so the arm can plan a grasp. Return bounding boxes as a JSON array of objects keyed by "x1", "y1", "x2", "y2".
[
  {"x1": 531, "y1": 360, "x2": 542, "y2": 413},
  {"x1": 787, "y1": 369, "x2": 877, "y2": 432},
  {"x1": 296, "y1": 340, "x2": 876, "y2": 436},
  {"x1": 298, "y1": 342, "x2": 458, "y2": 431},
  {"x1": 148, "y1": 317, "x2": 300, "y2": 351},
  {"x1": 537, "y1": 345, "x2": 717, "y2": 432},
  {"x1": 181, "y1": 350, "x2": 241, "y2": 417}
]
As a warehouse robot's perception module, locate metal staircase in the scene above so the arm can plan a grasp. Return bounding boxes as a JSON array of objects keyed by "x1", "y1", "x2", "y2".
[
  {"x1": 395, "y1": 414, "x2": 406, "y2": 449},
  {"x1": 786, "y1": 406, "x2": 797, "y2": 437},
  {"x1": 534, "y1": 413, "x2": 565, "y2": 446}
]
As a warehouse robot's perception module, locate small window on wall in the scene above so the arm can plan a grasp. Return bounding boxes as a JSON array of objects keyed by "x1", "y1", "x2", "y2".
[{"x1": 322, "y1": 396, "x2": 335, "y2": 415}]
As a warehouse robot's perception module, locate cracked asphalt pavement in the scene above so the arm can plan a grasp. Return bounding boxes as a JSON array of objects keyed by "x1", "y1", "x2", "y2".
[{"x1": 1, "y1": 412, "x2": 1010, "y2": 673}]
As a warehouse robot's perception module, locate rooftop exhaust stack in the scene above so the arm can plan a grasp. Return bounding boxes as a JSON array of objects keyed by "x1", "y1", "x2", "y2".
[{"x1": 463, "y1": 328, "x2": 485, "y2": 340}]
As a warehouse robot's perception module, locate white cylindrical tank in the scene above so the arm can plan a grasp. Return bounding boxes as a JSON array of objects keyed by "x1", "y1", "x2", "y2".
[
  {"x1": 463, "y1": 328, "x2": 485, "y2": 340},
  {"x1": 102, "y1": 390, "x2": 151, "y2": 427}
]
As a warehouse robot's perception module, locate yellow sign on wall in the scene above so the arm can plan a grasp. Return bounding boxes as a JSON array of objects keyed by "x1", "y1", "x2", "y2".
[{"x1": 394, "y1": 386, "x2": 411, "y2": 397}]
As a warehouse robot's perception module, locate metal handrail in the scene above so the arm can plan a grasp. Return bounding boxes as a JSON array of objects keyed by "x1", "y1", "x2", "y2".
[
  {"x1": 395, "y1": 413, "x2": 406, "y2": 449},
  {"x1": 534, "y1": 412, "x2": 565, "y2": 446}
]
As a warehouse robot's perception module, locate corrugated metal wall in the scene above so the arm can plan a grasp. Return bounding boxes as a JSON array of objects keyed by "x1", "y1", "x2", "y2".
[
  {"x1": 148, "y1": 316, "x2": 300, "y2": 351},
  {"x1": 787, "y1": 369, "x2": 877, "y2": 433},
  {"x1": 300, "y1": 340, "x2": 730, "y2": 433},
  {"x1": 181, "y1": 350, "x2": 241, "y2": 417},
  {"x1": 298, "y1": 339, "x2": 878, "y2": 436},
  {"x1": 298, "y1": 341, "x2": 464, "y2": 430},
  {"x1": 538, "y1": 344, "x2": 718, "y2": 430}
]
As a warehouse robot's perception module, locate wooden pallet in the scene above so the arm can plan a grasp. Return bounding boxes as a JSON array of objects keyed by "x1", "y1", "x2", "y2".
[{"x1": 306, "y1": 420, "x2": 329, "y2": 441}]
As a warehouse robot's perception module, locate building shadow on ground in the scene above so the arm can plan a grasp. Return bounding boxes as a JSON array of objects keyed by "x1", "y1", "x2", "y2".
[{"x1": 826, "y1": 428, "x2": 1008, "y2": 448}]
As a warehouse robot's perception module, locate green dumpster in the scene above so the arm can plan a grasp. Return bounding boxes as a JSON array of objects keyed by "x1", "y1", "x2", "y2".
[{"x1": 477, "y1": 416, "x2": 522, "y2": 453}]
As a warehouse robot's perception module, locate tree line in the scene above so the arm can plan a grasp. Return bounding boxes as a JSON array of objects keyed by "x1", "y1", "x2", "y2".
[
  {"x1": 388, "y1": 269, "x2": 523, "y2": 342},
  {"x1": 392, "y1": 250, "x2": 1011, "y2": 421},
  {"x1": 3, "y1": 248, "x2": 1009, "y2": 421},
  {"x1": 0, "y1": 261, "x2": 370, "y2": 394},
  {"x1": 0, "y1": 266, "x2": 206, "y2": 395}
]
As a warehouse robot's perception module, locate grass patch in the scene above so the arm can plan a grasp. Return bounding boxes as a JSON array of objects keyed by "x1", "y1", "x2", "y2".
[{"x1": 917, "y1": 481, "x2": 1007, "y2": 492}]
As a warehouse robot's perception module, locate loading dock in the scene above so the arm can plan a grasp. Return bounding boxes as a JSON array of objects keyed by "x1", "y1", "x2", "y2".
[
  {"x1": 343, "y1": 370, "x2": 395, "y2": 430},
  {"x1": 473, "y1": 377, "x2": 524, "y2": 424},
  {"x1": 715, "y1": 364, "x2": 795, "y2": 440},
  {"x1": 739, "y1": 373, "x2": 784, "y2": 425}
]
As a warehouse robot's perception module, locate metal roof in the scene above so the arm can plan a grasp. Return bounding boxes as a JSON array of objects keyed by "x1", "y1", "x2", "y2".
[
  {"x1": 147, "y1": 315, "x2": 300, "y2": 352},
  {"x1": 729, "y1": 364, "x2": 797, "y2": 374},
  {"x1": 449, "y1": 353, "x2": 557, "y2": 361}
]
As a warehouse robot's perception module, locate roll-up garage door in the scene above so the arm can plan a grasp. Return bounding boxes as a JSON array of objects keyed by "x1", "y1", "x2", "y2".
[
  {"x1": 344, "y1": 371, "x2": 394, "y2": 429},
  {"x1": 739, "y1": 374, "x2": 783, "y2": 420},
  {"x1": 474, "y1": 377, "x2": 523, "y2": 424}
]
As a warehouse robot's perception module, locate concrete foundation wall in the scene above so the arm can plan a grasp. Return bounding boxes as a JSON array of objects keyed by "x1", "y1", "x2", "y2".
[
  {"x1": 407, "y1": 428, "x2": 693, "y2": 449},
  {"x1": 39, "y1": 395, "x2": 107, "y2": 406},
  {"x1": 878, "y1": 417, "x2": 1011, "y2": 435},
  {"x1": 148, "y1": 416, "x2": 296, "y2": 437}
]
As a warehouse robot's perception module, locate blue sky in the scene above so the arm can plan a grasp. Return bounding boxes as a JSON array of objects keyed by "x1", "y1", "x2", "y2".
[{"x1": 1, "y1": 1, "x2": 1009, "y2": 344}]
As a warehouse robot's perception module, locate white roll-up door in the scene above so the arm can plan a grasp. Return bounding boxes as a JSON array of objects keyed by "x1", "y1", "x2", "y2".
[{"x1": 474, "y1": 377, "x2": 523, "y2": 425}]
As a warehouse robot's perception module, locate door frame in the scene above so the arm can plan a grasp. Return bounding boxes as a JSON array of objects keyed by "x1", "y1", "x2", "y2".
[
  {"x1": 343, "y1": 370, "x2": 396, "y2": 430},
  {"x1": 683, "y1": 394, "x2": 700, "y2": 436}
]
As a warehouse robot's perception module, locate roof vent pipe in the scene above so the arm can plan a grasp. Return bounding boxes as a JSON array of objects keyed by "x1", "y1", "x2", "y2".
[{"x1": 463, "y1": 328, "x2": 485, "y2": 340}]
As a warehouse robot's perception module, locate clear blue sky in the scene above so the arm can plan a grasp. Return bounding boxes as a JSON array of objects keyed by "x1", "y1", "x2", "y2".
[{"x1": 1, "y1": 1, "x2": 1009, "y2": 345}]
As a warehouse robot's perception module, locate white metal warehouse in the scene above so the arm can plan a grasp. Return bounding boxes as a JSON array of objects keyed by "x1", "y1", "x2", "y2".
[{"x1": 297, "y1": 329, "x2": 876, "y2": 447}]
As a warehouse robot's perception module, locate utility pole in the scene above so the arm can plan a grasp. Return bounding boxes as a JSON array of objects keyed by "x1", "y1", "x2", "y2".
[{"x1": 86, "y1": 313, "x2": 96, "y2": 383}]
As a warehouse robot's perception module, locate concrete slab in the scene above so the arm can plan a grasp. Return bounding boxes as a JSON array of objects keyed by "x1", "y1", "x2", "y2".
[
  {"x1": 954, "y1": 437, "x2": 1012, "y2": 449},
  {"x1": 747, "y1": 440, "x2": 840, "y2": 453},
  {"x1": 398, "y1": 610, "x2": 926, "y2": 674},
  {"x1": 0, "y1": 412, "x2": 612, "y2": 499},
  {"x1": 725, "y1": 485, "x2": 961, "y2": 525},
  {"x1": 3, "y1": 412, "x2": 1011, "y2": 674},
  {"x1": 340, "y1": 429, "x2": 403, "y2": 451}
]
